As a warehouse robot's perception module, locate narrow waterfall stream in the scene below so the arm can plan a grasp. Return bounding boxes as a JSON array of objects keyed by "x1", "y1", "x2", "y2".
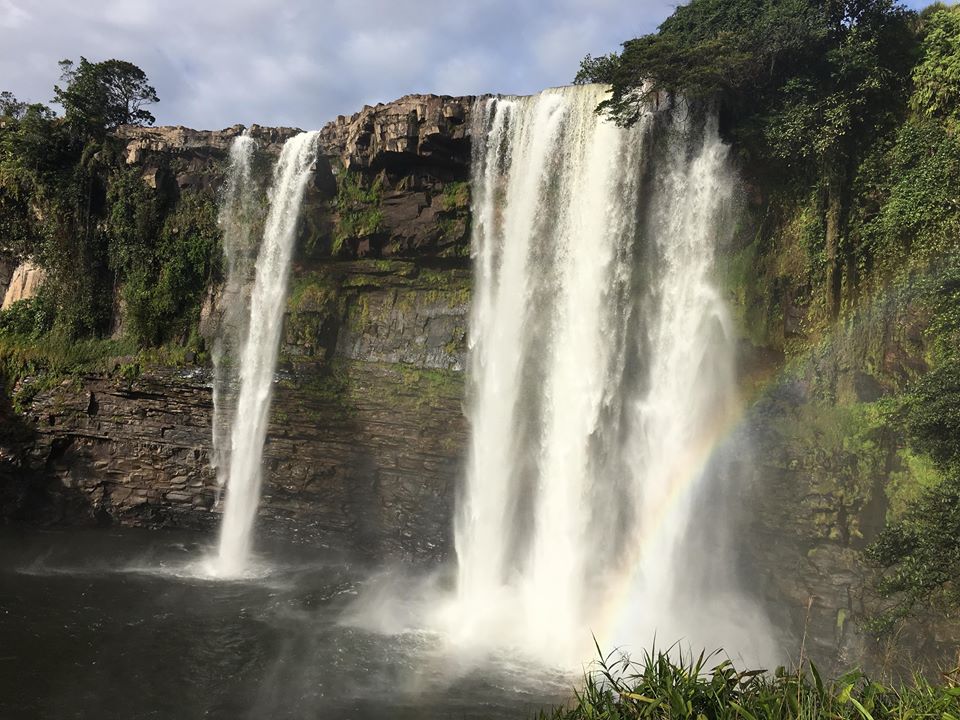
[
  {"x1": 212, "y1": 132, "x2": 259, "y2": 503},
  {"x1": 450, "y1": 85, "x2": 776, "y2": 666},
  {"x1": 214, "y1": 130, "x2": 320, "y2": 577}
]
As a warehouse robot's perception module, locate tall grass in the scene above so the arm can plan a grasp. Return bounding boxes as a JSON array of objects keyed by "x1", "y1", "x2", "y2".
[{"x1": 539, "y1": 643, "x2": 960, "y2": 720}]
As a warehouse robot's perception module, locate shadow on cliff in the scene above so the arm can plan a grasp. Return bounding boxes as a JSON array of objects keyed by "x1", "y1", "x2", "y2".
[{"x1": 0, "y1": 379, "x2": 114, "y2": 528}]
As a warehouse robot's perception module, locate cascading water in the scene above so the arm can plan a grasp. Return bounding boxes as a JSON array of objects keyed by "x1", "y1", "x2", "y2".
[
  {"x1": 212, "y1": 132, "x2": 260, "y2": 501},
  {"x1": 448, "y1": 85, "x2": 777, "y2": 667},
  {"x1": 214, "y1": 130, "x2": 320, "y2": 577}
]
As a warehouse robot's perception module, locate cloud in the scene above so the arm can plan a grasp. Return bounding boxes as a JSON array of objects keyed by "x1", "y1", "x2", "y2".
[
  {"x1": 0, "y1": 0, "x2": 30, "y2": 28},
  {"x1": 0, "y1": 0, "x2": 676, "y2": 129}
]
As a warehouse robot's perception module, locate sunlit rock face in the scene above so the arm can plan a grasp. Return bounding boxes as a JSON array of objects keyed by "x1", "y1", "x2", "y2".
[
  {"x1": 318, "y1": 94, "x2": 478, "y2": 172},
  {"x1": 116, "y1": 123, "x2": 299, "y2": 164},
  {"x1": 314, "y1": 94, "x2": 480, "y2": 258},
  {"x1": 1, "y1": 261, "x2": 45, "y2": 310}
]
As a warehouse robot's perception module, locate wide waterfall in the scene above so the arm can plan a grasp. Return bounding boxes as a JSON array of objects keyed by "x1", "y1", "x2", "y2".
[
  {"x1": 449, "y1": 85, "x2": 777, "y2": 667},
  {"x1": 214, "y1": 130, "x2": 320, "y2": 577}
]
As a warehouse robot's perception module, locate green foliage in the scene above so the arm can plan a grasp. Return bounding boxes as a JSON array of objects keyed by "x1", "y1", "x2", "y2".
[
  {"x1": 910, "y1": 5, "x2": 960, "y2": 122},
  {"x1": 854, "y1": 117, "x2": 960, "y2": 274},
  {"x1": 0, "y1": 296, "x2": 54, "y2": 339},
  {"x1": 115, "y1": 189, "x2": 219, "y2": 347},
  {"x1": 106, "y1": 165, "x2": 163, "y2": 273},
  {"x1": 0, "y1": 331, "x2": 134, "y2": 411},
  {"x1": 0, "y1": 102, "x2": 71, "y2": 260},
  {"x1": 922, "y1": 265, "x2": 960, "y2": 367},
  {"x1": 885, "y1": 448, "x2": 943, "y2": 520},
  {"x1": 54, "y1": 57, "x2": 158, "y2": 137},
  {"x1": 0, "y1": 62, "x2": 149, "y2": 339},
  {"x1": 866, "y1": 468, "x2": 960, "y2": 633},
  {"x1": 865, "y1": 357, "x2": 960, "y2": 630},
  {"x1": 541, "y1": 646, "x2": 960, "y2": 720},
  {"x1": 903, "y1": 360, "x2": 960, "y2": 469},
  {"x1": 441, "y1": 181, "x2": 470, "y2": 210},
  {"x1": 0, "y1": 91, "x2": 26, "y2": 120},
  {"x1": 577, "y1": 0, "x2": 916, "y2": 179},
  {"x1": 704, "y1": 1, "x2": 960, "y2": 349},
  {"x1": 284, "y1": 271, "x2": 346, "y2": 362},
  {"x1": 333, "y1": 170, "x2": 383, "y2": 253}
]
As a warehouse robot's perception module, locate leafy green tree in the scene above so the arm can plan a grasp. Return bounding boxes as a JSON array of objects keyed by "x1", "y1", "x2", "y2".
[
  {"x1": 866, "y1": 470, "x2": 960, "y2": 632},
  {"x1": 0, "y1": 101, "x2": 71, "y2": 261},
  {"x1": 0, "y1": 91, "x2": 26, "y2": 120},
  {"x1": 910, "y1": 4, "x2": 960, "y2": 121},
  {"x1": 576, "y1": 0, "x2": 915, "y2": 170},
  {"x1": 854, "y1": 117, "x2": 960, "y2": 272},
  {"x1": 54, "y1": 57, "x2": 158, "y2": 137}
]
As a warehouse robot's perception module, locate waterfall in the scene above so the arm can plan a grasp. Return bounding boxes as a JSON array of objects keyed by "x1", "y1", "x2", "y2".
[
  {"x1": 212, "y1": 132, "x2": 260, "y2": 500},
  {"x1": 450, "y1": 85, "x2": 776, "y2": 666},
  {"x1": 214, "y1": 130, "x2": 320, "y2": 577}
]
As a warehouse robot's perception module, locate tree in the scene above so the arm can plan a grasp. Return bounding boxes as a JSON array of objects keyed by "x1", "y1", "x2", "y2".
[
  {"x1": 54, "y1": 57, "x2": 159, "y2": 136},
  {"x1": 575, "y1": 0, "x2": 915, "y2": 168},
  {"x1": 910, "y1": 4, "x2": 960, "y2": 121},
  {"x1": 865, "y1": 358, "x2": 960, "y2": 631},
  {"x1": 0, "y1": 91, "x2": 26, "y2": 120}
]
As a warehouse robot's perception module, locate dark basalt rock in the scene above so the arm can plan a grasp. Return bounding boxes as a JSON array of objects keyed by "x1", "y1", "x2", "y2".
[{"x1": 2, "y1": 362, "x2": 466, "y2": 560}]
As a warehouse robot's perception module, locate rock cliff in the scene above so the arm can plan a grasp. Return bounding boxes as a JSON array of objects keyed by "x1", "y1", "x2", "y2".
[{"x1": 1, "y1": 95, "x2": 476, "y2": 561}]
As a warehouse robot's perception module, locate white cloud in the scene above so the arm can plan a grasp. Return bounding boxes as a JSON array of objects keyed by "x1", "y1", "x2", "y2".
[{"x1": 0, "y1": 0, "x2": 674, "y2": 128}]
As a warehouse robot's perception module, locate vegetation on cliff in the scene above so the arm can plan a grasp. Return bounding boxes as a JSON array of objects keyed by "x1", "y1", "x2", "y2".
[
  {"x1": 578, "y1": 0, "x2": 958, "y2": 323},
  {"x1": 0, "y1": 60, "x2": 218, "y2": 358}
]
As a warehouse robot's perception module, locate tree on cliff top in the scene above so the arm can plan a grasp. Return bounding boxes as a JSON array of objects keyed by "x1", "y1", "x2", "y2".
[
  {"x1": 54, "y1": 57, "x2": 158, "y2": 137},
  {"x1": 575, "y1": 0, "x2": 916, "y2": 173}
]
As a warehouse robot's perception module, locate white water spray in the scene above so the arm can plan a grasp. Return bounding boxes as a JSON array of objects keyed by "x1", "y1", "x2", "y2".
[
  {"x1": 214, "y1": 130, "x2": 320, "y2": 577},
  {"x1": 448, "y1": 85, "x2": 776, "y2": 667}
]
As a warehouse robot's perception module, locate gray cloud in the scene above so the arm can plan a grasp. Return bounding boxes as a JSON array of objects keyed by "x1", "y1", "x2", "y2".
[
  {"x1": 0, "y1": 0, "x2": 934, "y2": 130},
  {"x1": 1, "y1": 0, "x2": 677, "y2": 128}
]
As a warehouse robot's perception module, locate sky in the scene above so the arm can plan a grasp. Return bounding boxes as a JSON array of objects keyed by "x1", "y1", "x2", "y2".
[{"x1": 0, "y1": 0, "x2": 937, "y2": 131}]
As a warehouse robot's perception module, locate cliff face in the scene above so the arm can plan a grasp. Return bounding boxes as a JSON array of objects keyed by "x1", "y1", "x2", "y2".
[
  {"x1": 1, "y1": 95, "x2": 476, "y2": 561},
  {"x1": 1, "y1": 261, "x2": 45, "y2": 310},
  {"x1": 722, "y1": 193, "x2": 960, "y2": 671},
  {"x1": 3, "y1": 361, "x2": 465, "y2": 559}
]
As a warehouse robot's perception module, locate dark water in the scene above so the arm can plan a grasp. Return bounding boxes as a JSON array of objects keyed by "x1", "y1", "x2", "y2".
[{"x1": 0, "y1": 528, "x2": 571, "y2": 719}]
